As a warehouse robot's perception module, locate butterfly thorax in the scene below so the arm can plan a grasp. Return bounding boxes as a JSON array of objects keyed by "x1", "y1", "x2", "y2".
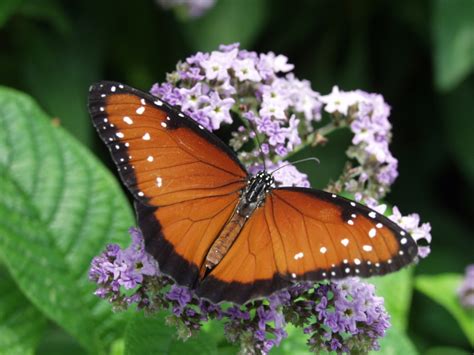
[{"x1": 201, "y1": 172, "x2": 274, "y2": 276}]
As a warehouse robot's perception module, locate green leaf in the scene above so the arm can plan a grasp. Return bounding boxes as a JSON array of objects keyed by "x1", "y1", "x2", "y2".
[
  {"x1": 271, "y1": 324, "x2": 310, "y2": 355},
  {"x1": 372, "y1": 326, "x2": 418, "y2": 355},
  {"x1": 124, "y1": 313, "x2": 218, "y2": 355},
  {"x1": 0, "y1": 87, "x2": 135, "y2": 352},
  {"x1": 182, "y1": 0, "x2": 268, "y2": 51},
  {"x1": 0, "y1": 0, "x2": 23, "y2": 28},
  {"x1": 0, "y1": 268, "x2": 47, "y2": 355},
  {"x1": 425, "y1": 346, "x2": 470, "y2": 355},
  {"x1": 415, "y1": 273, "x2": 474, "y2": 346},
  {"x1": 433, "y1": 0, "x2": 474, "y2": 91},
  {"x1": 369, "y1": 267, "x2": 414, "y2": 331}
]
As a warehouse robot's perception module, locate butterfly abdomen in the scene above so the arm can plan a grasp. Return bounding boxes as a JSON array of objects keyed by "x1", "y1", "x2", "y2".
[{"x1": 203, "y1": 212, "x2": 246, "y2": 273}]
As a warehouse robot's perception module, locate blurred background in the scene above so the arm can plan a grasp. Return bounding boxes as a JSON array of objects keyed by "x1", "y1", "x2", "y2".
[{"x1": 0, "y1": 0, "x2": 473, "y2": 353}]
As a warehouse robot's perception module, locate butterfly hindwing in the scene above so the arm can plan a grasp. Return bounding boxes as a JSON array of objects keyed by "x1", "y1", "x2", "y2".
[{"x1": 199, "y1": 187, "x2": 418, "y2": 304}]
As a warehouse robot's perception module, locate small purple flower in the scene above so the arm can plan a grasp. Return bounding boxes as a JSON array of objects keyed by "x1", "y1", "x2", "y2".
[
  {"x1": 232, "y1": 58, "x2": 262, "y2": 82},
  {"x1": 320, "y1": 86, "x2": 359, "y2": 115},
  {"x1": 458, "y1": 264, "x2": 474, "y2": 309},
  {"x1": 202, "y1": 92, "x2": 235, "y2": 129},
  {"x1": 200, "y1": 48, "x2": 238, "y2": 81},
  {"x1": 156, "y1": 0, "x2": 216, "y2": 18},
  {"x1": 166, "y1": 284, "x2": 193, "y2": 309}
]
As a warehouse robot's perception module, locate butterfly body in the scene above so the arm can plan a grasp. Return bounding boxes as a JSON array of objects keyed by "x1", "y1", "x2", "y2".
[
  {"x1": 88, "y1": 81, "x2": 419, "y2": 305},
  {"x1": 203, "y1": 171, "x2": 275, "y2": 272}
]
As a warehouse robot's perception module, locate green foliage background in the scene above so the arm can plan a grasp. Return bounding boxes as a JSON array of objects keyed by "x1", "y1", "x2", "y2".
[{"x1": 0, "y1": 0, "x2": 473, "y2": 354}]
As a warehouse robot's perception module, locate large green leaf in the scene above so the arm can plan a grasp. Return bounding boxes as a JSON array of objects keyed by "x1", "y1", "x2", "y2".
[
  {"x1": 415, "y1": 274, "x2": 474, "y2": 346},
  {"x1": 369, "y1": 267, "x2": 414, "y2": 331},
  {"x1": 182, "y1": 0, "x2": 268, "y2": 51},
  {"x1": 0, "y1": 87, "x2": 134, "y2": 352},
  {"x1": 0, "y1": 268, "x2": 46, "y2": 355},
  {"x1": 373, "y1": 326, "x2": 418, "y2": 355},
  {"x1": 433, "y1": 0, "x2": 474, "y2": 91},
  {"x1": 124, "y1": 313, "x2": 218, "y2": 355}
]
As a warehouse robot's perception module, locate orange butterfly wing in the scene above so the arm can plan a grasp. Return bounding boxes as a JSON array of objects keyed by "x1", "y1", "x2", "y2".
[
  {"x1": 198, "y1": 187, "x2": 418, "y2": 304},
  {"x1": 88, "y1": 81, "x2": 247, "y2": 287}
]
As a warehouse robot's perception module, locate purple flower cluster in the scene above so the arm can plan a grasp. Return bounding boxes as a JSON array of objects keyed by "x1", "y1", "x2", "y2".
[
  {"x1": 151, "y1": 43, "x2": 321, "y2": 184},
  {"x1": 156, "y1": 0, "x2": 215, "y2": 18},
  {"x1": 90, "y1": 230, "x2": 390, "y2": 354},
  {"x1": 89, "y1": 44, "x2": 434, "y2": 353},
  {"x1": 458, "y1": 264, "x2": 474, "y2": 309},
  {"x1": 303, "y1": 279, "x2": 390, "y2": 353},
  {"x1": 388, "y1": 206, "x2": 432, "y2": 258},
  {"x1": 89, "y1": 228, "x2": 158, "y2": 307},
  {"x1": 321, "y1": 86, "x2": 398, "y2": 201}
]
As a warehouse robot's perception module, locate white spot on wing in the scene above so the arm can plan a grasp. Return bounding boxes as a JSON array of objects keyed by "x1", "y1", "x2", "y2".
[
  {"x1": 154, "y1": 100, "x2": 163, "y2": 106},
  {"x1": 320, "y1": 247, "x2": 327, "y2": 254},
  {"x1": 400, "y1": 238, "x2": 407, "y2": 245},
  {"x1": 354, "y1": 258, "x2": 361, "y2": 265},
  {"x1": 363, "y1": 245, "x2": 373, "y2": 252},
  {"x1": 161, "y1": 122, "x2": 167, "y2": 128},
  {"x1": 347, "y1": 219, "x2": 354, "y2": 225},
  {"x1": 350, "y1": 202, "x2": 356, "y2": 207},
  {"x1": 294, "y1": 252, "x2": 304, "y2": 260},
  {"x1": 369, "y1": 228, "x2": 377, "y2": 238},
  {"x1": 123, "y1": 116, "x2": 133, "y2": 125},
  {"x1": 111, "y1": 86, "x2": 116, "y2": 92},
  {"x1": 369, "y1": 211, "x2": 376, "y2": 218},
  {"x1": 138, "y1": 191, "x2": 144, "y2": 197},
  {"x1": 142, "y1": 133, "x2": 151, "y2": 140},
  {"x1": 345, "y1": 267, "x2": 350, "y2": 273},
  {"x1": 156, "y1": 177, "x2": 163, "y2": 187},
  {"x1": 331, "y1": 194, "x2": 336, "y2": 198},
  {"x1": 291, "y1": 273, "x2": 296, "y2": 278},
  {"x1": 340, "y1": 238, "x2": 349, "y2": 247},
  {"x1": 147, "y1": 155, "x2": 154, "y2": 162},
  {"x1": 178, "y1": 113, "x2": 184, "y2": 117},
  {"x1": 136, "y1": 106, "x2": 145, "y2": 115},
  {"x1": 116, "y1": 132, "x2": 124, "y2": 138},
  {"x1": 400, "y1": 231, "x2": 406, "y2": 236},
  {"x1": 141, "y1": 98, "x2": 146, "y2": 105}
]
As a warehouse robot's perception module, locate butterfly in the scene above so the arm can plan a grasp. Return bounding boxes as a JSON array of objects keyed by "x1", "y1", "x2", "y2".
[{"x1": 88, "y1": 81, "x2": 419, "y2": 305}]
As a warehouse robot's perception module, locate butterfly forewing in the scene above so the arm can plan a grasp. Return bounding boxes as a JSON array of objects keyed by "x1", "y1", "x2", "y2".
[
  {"x1": 88, "y1": 82, "x2": 247, "y2": 206},
  {"x1": 88, "y1": 81, "x2": 247, "y2": 288}
]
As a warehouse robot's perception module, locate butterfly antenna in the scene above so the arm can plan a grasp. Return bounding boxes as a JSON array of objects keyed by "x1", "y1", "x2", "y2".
[
  {"x1": 269, "y1": 157, "x2": 320, "y2": 175},
  {"x1": 249, "y1": 123, "x2": 266, "y2": 170}
]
